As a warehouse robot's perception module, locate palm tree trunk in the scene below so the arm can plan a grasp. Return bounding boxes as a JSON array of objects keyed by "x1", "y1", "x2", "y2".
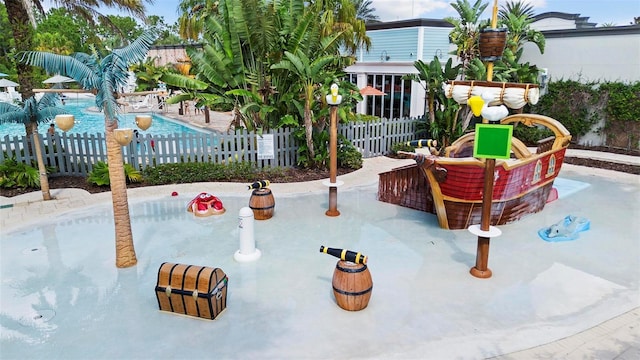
[
  {"x1": 105, "y1": 118, "x2": 137, "y2": 268},
  {"x1": 304, "y1": 86, "x2": 315, "y2": 162},
  {"x1": 304, "y1": 107, "x2": 315, "y2": 161},
  {"x1": 5, "y1": 0, "x2": 36, "y2": 138},
  {"x1": 32, "y1": 133, "x2": 51, "y2": 200}
]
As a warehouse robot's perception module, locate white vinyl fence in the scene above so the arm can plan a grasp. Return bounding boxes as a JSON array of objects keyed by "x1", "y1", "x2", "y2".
[{"x1": 1, "y1": 117, "x2": 419, "y2": 176}]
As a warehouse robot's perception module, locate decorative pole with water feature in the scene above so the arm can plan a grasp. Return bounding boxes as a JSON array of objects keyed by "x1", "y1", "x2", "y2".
[
  {"x1": 468, "y1": 0, "x2": 510, "y2": 279},
  {"x1": 324, "y1": 84, "x2": 343, "y2": 217}
]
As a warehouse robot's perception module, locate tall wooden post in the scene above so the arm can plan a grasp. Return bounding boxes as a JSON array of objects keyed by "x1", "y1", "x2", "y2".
[
  {"x1": 470, "y1": 158, "x2": 496, "y2": 278},
  {"x1": 325, "y1": 84, "x2": 343, "y2": 217},
  {"x1": 469, "y1": 0, "x2": 502, "y2": 278},
  {"x1": 326, "y1": 104, "x2": 340, "y2": 216}
]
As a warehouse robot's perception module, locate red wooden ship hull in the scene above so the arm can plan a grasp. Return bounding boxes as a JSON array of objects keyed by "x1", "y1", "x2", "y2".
[{"x1": 378, "y1": 114, "x2": 572, "y2": 230}]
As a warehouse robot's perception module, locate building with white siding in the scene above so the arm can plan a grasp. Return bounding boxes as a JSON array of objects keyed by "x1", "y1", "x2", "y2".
[
  {"x1": 147, "y1": 13, "x2": 639, "y2": 120},
  {"x1": 347, "y1": 13, "x2": 640, "y2": 118},
  {"x1": 346, "y1": 19, "x2": 454, "y2": 119}
]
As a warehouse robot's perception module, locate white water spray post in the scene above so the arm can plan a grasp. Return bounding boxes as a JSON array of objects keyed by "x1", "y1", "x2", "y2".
[{"x1": 234, "y1": 207, "x2": 261, "y2": 262}]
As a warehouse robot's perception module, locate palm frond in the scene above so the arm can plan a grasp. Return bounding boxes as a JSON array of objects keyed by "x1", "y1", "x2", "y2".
[
  {"x1": 0, "y1": 95, "x2": 65, "y2": 126},
  {"x1": 227, "y1": 88, "x2": 259, "y2": 101},
  {"x1": 37, "y1": 92, "x2": 61, "y2": 109},
  {"x1": 112, "y1": 30, "x2": 158, "y2": 67},
  {"x1": 35, "y1": 106, "x2": 67, "y2": 123},
  {"x1": 310, "y1": 55, "x2": 338, "y2": 75},
  {"x1": 161, "y1": 73, "x2": 209, "y2": 90},
  {"x1": 0, "y1": 103, "x2": 22, "y2": 124},
  {"x1": 19, "y1": 51, "x2": 98, "y2": 89},
  {"x1": 164, "y1": 93, "x2": 193, "y2": 105},
  {"x1": 287, "y1": 10, "x2": 316, "y2": 55}
]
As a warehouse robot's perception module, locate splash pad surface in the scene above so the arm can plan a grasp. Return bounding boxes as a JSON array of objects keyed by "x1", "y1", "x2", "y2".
[{"x1": 1, "y1": 173, "x2": 638, "y2": 359}]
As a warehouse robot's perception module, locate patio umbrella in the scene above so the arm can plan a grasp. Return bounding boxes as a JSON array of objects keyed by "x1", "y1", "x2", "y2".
[
  {"x1": 359, "y1": 85, "x2": 386, "y2": 96},
  {"x1": 0, "y1": 78, "x2": 19, "y2": 88},
  {"x1": 0, "y1": 72, "x2": 8, "y2": 77},
  {"x1": 359, "y1": 86, "x2": 386, "y2": 115},
  {"x1": 43, "y1": 74, "x2": 75, "y2": 84}
]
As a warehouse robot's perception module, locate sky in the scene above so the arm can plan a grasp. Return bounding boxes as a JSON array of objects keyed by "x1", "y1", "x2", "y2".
[
  {"x1": 138, "y1": 0, "x2": 639, "y2": 27},
  {"x1": 42, "y1": 0, "x2": 639, "y2": 27}
]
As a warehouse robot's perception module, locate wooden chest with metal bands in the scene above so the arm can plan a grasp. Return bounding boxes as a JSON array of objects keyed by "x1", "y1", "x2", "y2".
[{"x1": 155, "y1": 262, "x2": 228, "y2": 320}]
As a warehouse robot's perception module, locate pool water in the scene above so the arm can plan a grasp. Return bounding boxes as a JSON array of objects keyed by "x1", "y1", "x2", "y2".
[{"x1": 0, "y1": 98, "x2": 206, "y2": 138}]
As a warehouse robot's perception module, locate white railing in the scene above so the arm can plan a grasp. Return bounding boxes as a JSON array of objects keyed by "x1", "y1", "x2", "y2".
[{"x1": 1, "y1": 117, "x2": 419, "y2": 176}]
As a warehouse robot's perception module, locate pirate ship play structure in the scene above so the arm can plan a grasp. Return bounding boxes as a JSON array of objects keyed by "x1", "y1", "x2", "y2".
[
  {"x1": 378, "y1": 112, "x2": 572, "y2": 230},
  {"x1": 378, "y1": 2, "x2": 572, "y2": 230}
]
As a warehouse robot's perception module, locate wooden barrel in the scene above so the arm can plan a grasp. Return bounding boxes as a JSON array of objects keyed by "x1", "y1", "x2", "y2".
[
  {"x1": 478, "y1": 28, "x2": 507, "y2": 61},
  {"x1": 332, "y1": 260, "x2": 373, "y2": 311},
  {"x1": 249, "y1": 188, "x2": 275, "y2": 220}
]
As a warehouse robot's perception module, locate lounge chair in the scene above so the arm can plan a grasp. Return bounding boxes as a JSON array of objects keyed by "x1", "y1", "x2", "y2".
[
  {"x1": 132, "y1": 94, "x2": 154, "y2": 110},
  {"x1": 7, "y1": 87, "x2": 22, "y2": 102}
]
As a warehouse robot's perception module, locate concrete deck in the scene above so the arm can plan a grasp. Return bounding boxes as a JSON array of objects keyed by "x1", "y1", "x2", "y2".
[
  {"x1": 2, "y1": 94, "x2": 639, "y2": 358},
  {"x1": 1, "y1": 154, "x2": 638, "y2": 359},
  {"x1": 116, "y1": 95, "x2": 236, "y2": 134}
]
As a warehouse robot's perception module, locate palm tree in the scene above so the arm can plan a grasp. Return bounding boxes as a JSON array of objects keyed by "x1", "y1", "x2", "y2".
[
  {"x1": 272, "y1": 50, "x2": 338, "y2": 162},
  {"x1": 0, "y1": 93, "x2": 66, "y2": 200},
  {"x1": 177, "y1": 0, "x2": 220, "y2": 41},
  {"x1": 165, "y1": 0, "x2": 264, "y2": 129},
  {"x1": 177, "y1": 0, "x2": 370, "y2": 53},
  {"x1": 405, "y1": 57, "x2": 461, "y2": 125},
  {"x1": 446, "y1": 0, "x2": 488, "y2": 72},
  {"x1": 352, "y1": 0, "x2": 379, "y2": 22},
  {"x1": 4, "y1": 0, "x2": 150, "y2": 138},
  {"x1": 5, "y1": 0, "x2": 38, "y2": 135},
  {"x1": 167, "y1": 0, "x2": 361, "y2": 167},
  {"x1": 20, "y1": 30, "x2": 157, "y2": 268},
  {"x1": 498, "y1": 0, "x2": 535, "y2": 20},
  {"x1": 503, "y1": 14, "x2": 545, "y2": 54},
  {"x1": 311, "y1": 0, "x2": 371, "y2": 54},
  {"x1": 4, "y1": 0, "x2": 151, "y2": 202}
]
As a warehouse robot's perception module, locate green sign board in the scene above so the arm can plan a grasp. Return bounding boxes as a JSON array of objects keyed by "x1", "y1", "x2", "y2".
[{"x1": 473, "y1": 124, "x2": 513, "y2": 159}]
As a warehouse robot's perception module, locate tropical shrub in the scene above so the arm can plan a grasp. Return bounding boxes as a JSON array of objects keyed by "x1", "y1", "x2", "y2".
[
  {"x1": 529, "y1": 80, "x2": 600, "y2": 140},
  {"x1": 390, "y1": 142, "x2": 415, "y2": 156},
  {"x1": 0, "y1": 158, "x2": 41, "y2": 189},
  {"x1": 511, "y1": 124, "x2": 553, "y2": 146},
  {"x1": 87, "y1": 161, "x2": 142, "y2": 186},
  {"x1": 404, "y1": 57, "x2": 463, "y2": 147},
  {"x1": 143, "y1": 162, "x2": 285, "y2": 185},
  {"x1": 598, "y1": 82, "x2": 640, "y2": 149},
  {"x1": 162, "y1": 0, "x2": 369, "y2": 168},
  {"x1": 130, "y1": 57, "x2": 172, "y2": 92},
  {"x1": 338, "y1": 141, "x2": 363, "y2": 170}
]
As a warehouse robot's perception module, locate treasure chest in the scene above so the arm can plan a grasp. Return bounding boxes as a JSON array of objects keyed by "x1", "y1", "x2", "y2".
[{"x1": 155, "y1": 262, "x2": 228, "y2": 320}]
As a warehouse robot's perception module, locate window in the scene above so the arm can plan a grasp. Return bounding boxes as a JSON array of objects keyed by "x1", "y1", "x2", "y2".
[
  {"x1": 546, "y1": 155, "x2": 556, "y2": 177},
  {"x1": 532, "y1": 160, "x2": 542, "y2": 184},
  {"x1": 364, "y1": 74, "x2": 412, "y2": 119}
]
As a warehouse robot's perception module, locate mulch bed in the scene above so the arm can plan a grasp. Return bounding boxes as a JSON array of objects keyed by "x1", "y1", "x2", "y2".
[
  {"x1": 2, "y1": 145, "x2": 637, "y2": 198},
  {"x1": 0, "y1": 167, "x2": 355, "y2": 198}
]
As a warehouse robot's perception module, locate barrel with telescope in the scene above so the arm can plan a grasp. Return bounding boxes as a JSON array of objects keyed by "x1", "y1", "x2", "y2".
[
  {"x1": 248, "y1": 180, "x2": 274, "y2": 220},
  {"x1": 319, "y1": 245, "x2": 372, "y2": 311},
  {"x1": 248, "y1": 180, "x2": 270, "y2": 190},
  {"x1": 406, "y1": 139, "x2": 437, "y2": 148},
  {"x1": 319, "y1": 246, "x2": 367, "y2": 265}
]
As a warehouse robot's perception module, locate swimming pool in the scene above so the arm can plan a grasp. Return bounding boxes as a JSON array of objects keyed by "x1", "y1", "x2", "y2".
[{"x1": 0, "y1": 98, "x2": 207, "y2": 138}]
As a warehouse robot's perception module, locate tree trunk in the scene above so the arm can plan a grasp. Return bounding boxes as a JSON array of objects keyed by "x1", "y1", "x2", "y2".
[
  {"x1": 304, "y1": 86, "x2": 315, "y2": 162},
  {"x1": 304, "y1": 106, "x2": 315, "y2": 161},
  {"x1": 32, "y1": 133, "x2": 51, "y2": 200},
  {"x1": 5, "y1": 0, "x2": 37, "y2": 137},
  {"x1": 105, "y1": 118, "x2": 137, "y2": 268}
]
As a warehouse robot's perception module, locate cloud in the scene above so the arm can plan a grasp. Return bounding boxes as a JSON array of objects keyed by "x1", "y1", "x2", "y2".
[
  {"x1": 373, "y1": 0, "x2": 451, "y2": 21},
  {"x1": 371, "y1": 0, "x2": 550, "y2": 22}
]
